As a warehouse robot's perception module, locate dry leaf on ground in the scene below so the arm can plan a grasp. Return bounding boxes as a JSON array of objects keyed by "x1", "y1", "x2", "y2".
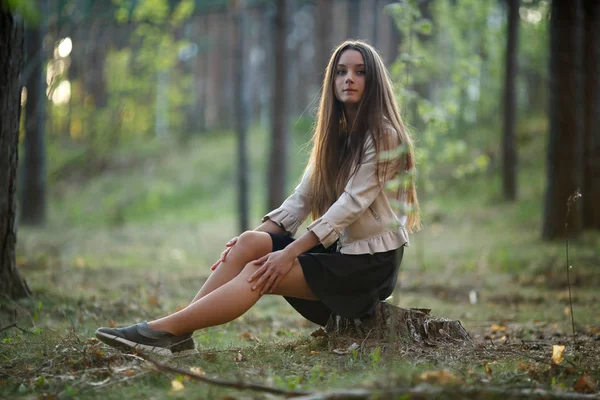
[
  {"x1": 234, "y1": 351, "x2": 245, "y2": 362},
  {"x1": 573, "y1": 374, "x2": 597, "y2": 394},
  {"x1": 240, "y1": 331, "x2": 260, "y2": 342},
  {"x1": 483, "y1": 363, "x2": 492, "y2": 377},
  {"x1": 551, "y1": 344, "x2": 565, "y2": 364},
  {"x1": 332, "y1": 342, "x2": 360, "y2": 355},
  {"x1": 419, "y1": 370, "x2": 460, "y2": 385},
  {"x1": 310, "y1": 328, "x2": 327, "y2": 338},
  {"x1": 190, "y1": 367, "x2": 205, "y2": 376},
  {"x1": 170, "y1": 379, "x2": 185, "y2": 393}
]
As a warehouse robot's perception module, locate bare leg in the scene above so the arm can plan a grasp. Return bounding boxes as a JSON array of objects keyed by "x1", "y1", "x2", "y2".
[
  {"x1": 148, "y1": 258, "x2": 317, "y2": 335},
  {"x1": 189, "y1": 231, "x2": 272, "y2": 303}
]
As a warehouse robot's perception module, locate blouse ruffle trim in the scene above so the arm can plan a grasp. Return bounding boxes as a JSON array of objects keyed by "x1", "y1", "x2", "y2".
[
  {"x1": 307, "y1": 218, "x2": 340, "y2": 249},
  {"x1": 340, "y1": 229, "x2": 410, "y2": 255},
  {"x1": 262, "y1": 207, "x2": 302, "y2": 236}
]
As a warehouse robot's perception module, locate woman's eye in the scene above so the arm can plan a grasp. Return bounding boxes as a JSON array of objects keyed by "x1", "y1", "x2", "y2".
[
  {"x1": 336, "y1": 70, "x2": 346, "y2": 75},
  {"x1": 357, "y1": 70, "x2": 366, "y2": 75}
]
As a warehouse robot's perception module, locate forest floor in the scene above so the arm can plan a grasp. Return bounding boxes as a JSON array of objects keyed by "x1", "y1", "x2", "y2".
[{"x1": 1, "y1": 129, "x2": 599, "y2": 399}]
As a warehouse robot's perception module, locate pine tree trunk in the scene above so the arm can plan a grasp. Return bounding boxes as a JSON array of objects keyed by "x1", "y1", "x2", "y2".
[
  {"x1": 542, "y1": 0, "x2": 584, "y2": 240},
  {"x1": 387, "y1": 0, "x2": 401, "y2": 65},
  {"x1": 232, "y1": 0, "x2": 249, "y2": 232},
  {"x1": 582, "y1": 0, "x2": 600, "y2": 229},
  {"x1": 0, "y1": 8, "x2": 31, "y2": 300},
  {"x1": 21, "y1": 0, "x2": 47, "y2": 226},
  {"x1": 347, "y1": 0, "x2": 361, "y2": 39},
  {"x1": 268, "y1": 0, "x2": 288, "y2": 211},
  {"x1": 316, "y1": 0, "x2": 333, "y2": 81},
  {"x1": 325, "y1": 303, "x2": 471, "y2": 343},
  {"x1": 502, "y1": 0, "x2": 519, "y2": 201}
]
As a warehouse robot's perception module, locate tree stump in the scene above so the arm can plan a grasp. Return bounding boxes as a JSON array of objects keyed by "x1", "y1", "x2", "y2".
[{"x1": 324, "y1": 302, "x2": 471, "y2": 344}]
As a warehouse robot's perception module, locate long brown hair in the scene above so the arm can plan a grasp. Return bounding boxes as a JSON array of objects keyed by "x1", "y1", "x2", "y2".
[{"x1": 306, "y1": 40, "x2": 421, "y2": 232}]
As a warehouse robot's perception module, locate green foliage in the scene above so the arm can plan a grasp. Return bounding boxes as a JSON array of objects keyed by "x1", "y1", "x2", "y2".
[
  {"x1": 370, "y1": 346, "x2": 382, "y2": 368},
  {"x1": 45, "y1": 0, "x2": 197, "y2": 163},
  {"x1": 387, "y1": 0, "x2": 548, "y2": 222},
  {"x1": 5, "y1": 0, "x2": 40, "y2": 23}
]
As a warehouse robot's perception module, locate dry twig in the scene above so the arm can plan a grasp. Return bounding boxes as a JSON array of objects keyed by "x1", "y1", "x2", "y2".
[
  {"x1": 138, "y1": 352, "x2": 311, "y2": 397},
  {"x1": 291, "y1": 385, "x2": 600, "y2": 400},
  {"x1": 565, "y1": 190, "x2": 582, "y2": 336}
]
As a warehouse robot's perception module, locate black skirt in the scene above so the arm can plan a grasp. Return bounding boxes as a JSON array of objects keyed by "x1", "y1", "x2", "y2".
[{"x1": 268, "y1": 232, "x2": 404, "y2": 327}]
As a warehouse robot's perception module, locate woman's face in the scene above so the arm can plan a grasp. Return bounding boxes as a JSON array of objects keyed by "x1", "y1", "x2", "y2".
[{"x1": 334, "y1": 49, "x2": 366, "y2": 108}]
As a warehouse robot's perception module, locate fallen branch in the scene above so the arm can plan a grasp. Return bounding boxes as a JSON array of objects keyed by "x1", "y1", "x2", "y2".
[
  {"x1": 138, "y1": 353, "x2": 311, "y2": 398},
  {"x1": 0, "y1": 322, "x2": 31, "y2": 334},
  {"x1": 292, "y1": 384, "x2": 600, "y2": 400}
]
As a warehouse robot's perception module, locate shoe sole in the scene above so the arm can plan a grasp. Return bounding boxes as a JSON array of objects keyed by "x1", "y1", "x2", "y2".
[{"x1": 95, "y1": 331, "x2": 199, "y2": 357}]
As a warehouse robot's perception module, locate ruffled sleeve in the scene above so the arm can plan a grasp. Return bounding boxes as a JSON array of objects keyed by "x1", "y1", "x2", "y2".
[
  {"x1": 262, "y1": 166, "x2": 313, "y2": 236},
  {"x1": 262, "y1": 207, "x2": 304, "y2": 236},
  {"x1": 306, "y1": 218, "x2": 340, "y2": 249}
]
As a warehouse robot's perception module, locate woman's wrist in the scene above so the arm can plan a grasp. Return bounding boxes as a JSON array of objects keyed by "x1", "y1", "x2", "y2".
[{"x1": 285, "y1": 231, "x2": 320, "y2": 259}]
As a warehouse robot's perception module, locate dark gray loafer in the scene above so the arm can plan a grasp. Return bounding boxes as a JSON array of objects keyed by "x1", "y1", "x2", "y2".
[{"x1": 95, "y1": 322, "x2": 198, "y2": 356}]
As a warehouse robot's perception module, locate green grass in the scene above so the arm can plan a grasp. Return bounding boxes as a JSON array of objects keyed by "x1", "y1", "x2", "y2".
[{"x1": 2, "y1": 126, "x2": 599, "y2": 399}]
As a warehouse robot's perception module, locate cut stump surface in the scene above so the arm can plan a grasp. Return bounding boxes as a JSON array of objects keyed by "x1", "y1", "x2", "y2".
[{"x1": 325, "y1": 302, "x2": 472, "y2": 343}]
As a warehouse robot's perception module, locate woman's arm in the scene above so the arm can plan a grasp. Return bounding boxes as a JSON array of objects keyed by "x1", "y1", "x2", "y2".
[
  {"x1": 307, "y1": 128, "x2": 401, "y2": 249},
  {"x1": 261, "y1": 166, "x2": 313, "y2": 237},
  {"x1": 254, "y1": 219, "x2": 286, "y2": 235}
]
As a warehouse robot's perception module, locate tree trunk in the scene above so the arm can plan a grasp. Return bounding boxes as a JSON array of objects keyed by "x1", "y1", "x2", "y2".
[
  {"x1": 502, "y1": 0, "x2": 519, "y2": 201},
  {"x1": 582, "y1": 0, "x2": 600, "y2": 230},
  {"x1": 268, "y1": 0, "x2": 288, "y2": 211},
  {"x1": 387, "y1": 0, "x2": 401, "y2": 65},
  {"x1": 372, "y1": 0, "x2": 381, "y2": 48},
  {"x1": 231, "y1": 0, "x2": 249, "y2": 232},
  {"x1": 218, "y1": 12, "x2": 233, "y2": 131},
  {"x1": 542, "y1": 0, "x2": 584, "y2": 240},
  {"x1": 83, "y1": 22, "x2": 108, "y2": 110},
  {"x1": 325, "y1": 303, "x2": 471, "y2": 343},
  {"x1": 20, "y1": 1, "x2": 47, "y2": 226},
  {"x1": 315, "y1": 0, "x2": 333, "y2": 81},
  {"x1": 347, "y1": 0, "x2": 361, "y2": 40},
  {"x1": 0, "y1": 8, "x2": 31, "y2": 299}
]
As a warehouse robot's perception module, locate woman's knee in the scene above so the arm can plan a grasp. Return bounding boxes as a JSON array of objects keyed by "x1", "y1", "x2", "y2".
[{"x1": 236, "y1": 231, "x2": 272, "y2": 257}]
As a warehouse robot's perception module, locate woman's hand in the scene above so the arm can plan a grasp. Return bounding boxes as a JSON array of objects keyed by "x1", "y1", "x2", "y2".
[
  {"x1": 249, "y1": 249, "x2": 296, "y2": 295},
  {"x1": 211, "y1": 237, "x2": 239, "y2": 270}
]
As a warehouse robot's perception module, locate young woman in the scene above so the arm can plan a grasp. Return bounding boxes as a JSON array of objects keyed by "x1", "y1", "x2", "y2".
[{"x1": 96, "y1": 40, "x2": 420, "y2": 356}]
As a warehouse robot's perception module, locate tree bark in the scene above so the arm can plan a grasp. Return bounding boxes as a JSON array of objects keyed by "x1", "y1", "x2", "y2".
[
  {"x1": 387, "y1": 0, "x2": 402, "y2": 65},
  {"x1": 0, "y1": 7, "x2": 31, "y2": 299},
  {"x1": 268, "y1": 0, "x2": 288, "y2": 211},
  {"x1": 218, "y1": 12, "x2": 233, "y2": 131},
  {"x1": 582, "y1": 0, "x2": 600, "y2": 229},
  {"x1": 20, "y1": 0, "x2": 47, "y2": 226},
  {"x1": 325, "y1": 303, "x2": 471, "y2": 343},
  {"x1": 372, "y1": 0, "x2": 381, "y2": 48},
  {"x1": 502, "y1": 0, "x2": 519, "y2": 201},
  {"x1": 347, "y1": 0, "x2": 361, "y2": 40},
  {"x1": 231, "y1": 0, "x2": 249, "y2": 232},
  {"x1": 315, "y1": 0, "x2": 333, "y2": 81},
  {"x1": 542, "y1": 0, "x2": 584, "y2": 240}
]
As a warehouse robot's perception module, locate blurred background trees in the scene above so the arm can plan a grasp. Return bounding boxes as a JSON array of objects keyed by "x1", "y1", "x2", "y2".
[{"x1": 3, "y1": 0, "x2": 600, "y2": 299}]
